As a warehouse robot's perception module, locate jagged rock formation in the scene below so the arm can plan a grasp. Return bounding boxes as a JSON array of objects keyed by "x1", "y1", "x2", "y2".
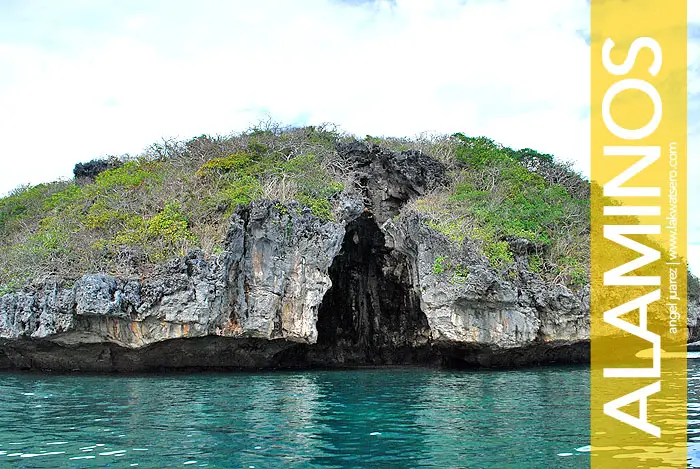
[{"x1": 0, "y1": 142, "x2": 685, "y2": 371}]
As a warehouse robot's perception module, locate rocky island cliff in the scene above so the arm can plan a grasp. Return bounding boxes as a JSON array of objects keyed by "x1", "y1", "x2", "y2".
[{"x1": 0, "y1": 125, "x2": 696, "y2": 371}]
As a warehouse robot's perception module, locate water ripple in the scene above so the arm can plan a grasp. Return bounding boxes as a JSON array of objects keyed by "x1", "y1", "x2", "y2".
[{"x1": 0, "y1": 367, "x2": 589, "y2": 468}]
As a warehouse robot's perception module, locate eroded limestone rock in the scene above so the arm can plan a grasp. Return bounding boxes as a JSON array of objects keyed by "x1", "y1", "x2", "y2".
[{"x1": 1, "y1": 142, "x2": 694, "y2": 371}]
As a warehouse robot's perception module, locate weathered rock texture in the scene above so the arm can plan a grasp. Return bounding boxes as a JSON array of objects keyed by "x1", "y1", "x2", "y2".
[{"x1": 0, "y1": 142, "x2": 692, "y2": 371}]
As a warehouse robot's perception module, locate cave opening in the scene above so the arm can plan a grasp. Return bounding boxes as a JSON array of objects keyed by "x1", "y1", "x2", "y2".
[{"x1": 313, "y1": 212, "x2": 432, "y2": 364}]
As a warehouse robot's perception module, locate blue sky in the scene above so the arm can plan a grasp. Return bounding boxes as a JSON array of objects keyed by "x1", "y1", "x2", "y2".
[{"x1": 0, "y1": 0, "x2": 698, "y2": 271}]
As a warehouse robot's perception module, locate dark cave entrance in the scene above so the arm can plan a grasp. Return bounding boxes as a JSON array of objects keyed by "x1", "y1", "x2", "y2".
[{"x1": 313, "y1": 212, "x2": 432, "y2": 364}]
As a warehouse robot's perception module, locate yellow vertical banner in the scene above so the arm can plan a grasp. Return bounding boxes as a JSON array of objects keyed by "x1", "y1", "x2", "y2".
[{"x1": 591, "y1": 0, "x2": 687, "y2": 467}]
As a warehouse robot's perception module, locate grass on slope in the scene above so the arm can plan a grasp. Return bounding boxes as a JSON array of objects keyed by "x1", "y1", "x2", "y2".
[
  {"x1": 402, "y1": 133, "x2": 589, "y2": 288},
  {"x1": 0, "y1": 124, "x2": 348, "y2": 293},
  {"x1": 0, "y1": 123, "x2": 590, "y2": 294}
]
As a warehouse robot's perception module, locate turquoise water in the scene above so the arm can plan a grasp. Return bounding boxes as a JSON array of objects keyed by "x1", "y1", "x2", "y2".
[{"x1": 0, "y1": 366, "x2": 590, "y2": 468}]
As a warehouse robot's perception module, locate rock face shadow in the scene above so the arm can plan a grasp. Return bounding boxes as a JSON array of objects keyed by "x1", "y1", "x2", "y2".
[{"x1": 277, "y1": 212, "x2": 435, "y2": 367}]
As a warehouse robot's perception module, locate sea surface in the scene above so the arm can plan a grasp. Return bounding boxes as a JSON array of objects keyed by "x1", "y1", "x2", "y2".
[
  {"x1": 0, "y1": 365, "x2": 592, "y2": 468},
  {"x1": 7, "y1": 359, "x2": 700, "y2": 468}
]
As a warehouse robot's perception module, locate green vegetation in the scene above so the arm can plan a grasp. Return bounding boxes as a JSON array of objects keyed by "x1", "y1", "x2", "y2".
[
  {"x1": 0, "y1": 122, "x2": 591, "y2": 292},
  {"x1": 0, "y1": 124, "x2": 348, "y2": 289},
  {"x1": 195, "y1": 153, "x2": 253, "y2": 176},
  {"x1": 94, "y1": 160, "x2": 162, "y2": 189},
  {"x1": 431, "y1": 255, "x2": 470, "y2": 284},
  {"x1": 432, "y1": 256, "x2": 446, "y2": 275},
  {"x1": 528, "y1": 254, "x2": 543, "y2": 274},
  {"x1": 483, "y1": 241, "x2": 515, "y2": 270},
  {"x1": 409, "y1": 132, "x2": 589, "y2": 288}
]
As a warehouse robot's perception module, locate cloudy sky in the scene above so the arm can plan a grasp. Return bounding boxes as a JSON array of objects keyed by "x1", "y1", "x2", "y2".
[{"x1": 0, "y1": 0, "x2": 698, "y2": 270}]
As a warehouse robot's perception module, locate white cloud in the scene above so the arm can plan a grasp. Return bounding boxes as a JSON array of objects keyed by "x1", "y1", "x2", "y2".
[{"x1": 0, "y1": 0, "x2": 590, "y2": 194}]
